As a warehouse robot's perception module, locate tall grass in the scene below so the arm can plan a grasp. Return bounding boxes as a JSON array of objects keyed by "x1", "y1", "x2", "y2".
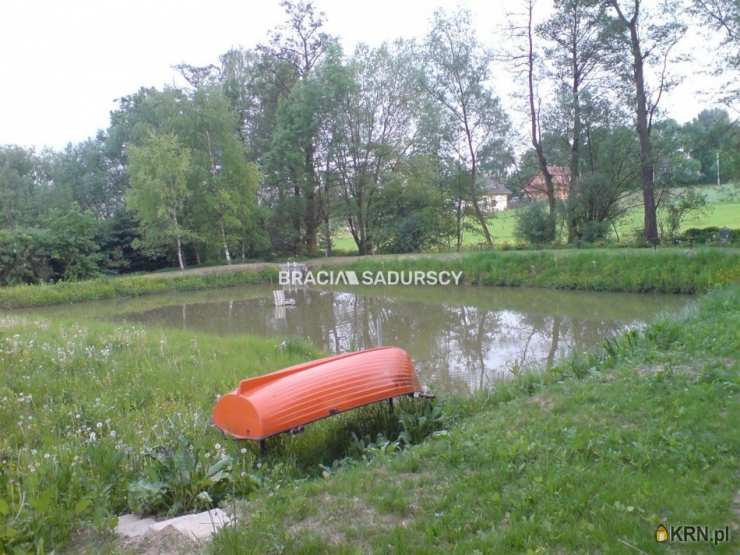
[
  {"x1": 346, "y1": 248, "x2": 740, "y2": 294},
  {"x1": 0, "y1": 316, "x2": 438, "y2": 552},
  {"x1": 0, "y1": 267, "x2": 278, "y2": 309},
  {"x1": 1, "y1": 248, "x2": 737, "y2": 309}
]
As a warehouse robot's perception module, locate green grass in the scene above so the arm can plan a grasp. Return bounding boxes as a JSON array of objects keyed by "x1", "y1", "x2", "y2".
[
  {"x1": 211, "y1": 285, "x2": 740, "y2": 554},
  {"x1": 2, "y1": 248, "x2": 737, "y2": 310},
  {"x1": 0, "y1": 315, "x2": 441, "y2": 552},
  {"x1": 345, "y1": 248, "x2": 740, "y2": 294},
  {"x1": 0, "y1": 284, "x2": 737, "y2": 552},
  {"x1": 0, "y1": 318, "x2": 317, "y2": 550},
  {"x1": 0, "y1": 266, "x2": 278, "y2": 309}
]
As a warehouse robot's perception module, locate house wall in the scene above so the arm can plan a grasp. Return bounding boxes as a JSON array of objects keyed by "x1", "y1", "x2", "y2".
[{"x1": 493, "y1": 194, "x2": 508, "y2": 211}]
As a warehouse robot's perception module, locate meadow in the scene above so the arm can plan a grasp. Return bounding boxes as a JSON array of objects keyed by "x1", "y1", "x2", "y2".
[{"x1": 0, "y1": 234, "x2": 738, "y2": 552}]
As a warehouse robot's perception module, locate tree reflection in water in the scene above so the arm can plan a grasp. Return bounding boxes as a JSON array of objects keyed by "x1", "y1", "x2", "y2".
[{"x1": 119, "y1": 286, "x2": 690, "y2": 395}]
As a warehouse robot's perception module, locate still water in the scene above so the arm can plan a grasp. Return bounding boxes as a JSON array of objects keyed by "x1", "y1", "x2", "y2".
[{"x1": 110, "y1": 285, "x2": 690, "y2": 395}]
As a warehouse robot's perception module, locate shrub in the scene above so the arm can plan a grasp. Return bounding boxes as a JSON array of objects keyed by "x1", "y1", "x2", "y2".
[
  {"x1": 0, "y1": 228, "x2": 55, "y2": 284},
  {"x1": 681, "y1": 227, "x2": 740, "y2": 246},
  {"x1": 515, "y1": 202, "x2": 555, "y2": 244},
  {"x1": 0, "y1": 206, "x2": 103, "y2": 285}
]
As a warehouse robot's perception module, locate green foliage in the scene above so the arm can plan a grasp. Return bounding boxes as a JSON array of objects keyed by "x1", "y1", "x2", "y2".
[
  {"x1": 43, "y1": 205, "x2": 103, "y2": 280},
  {"x1": 0, "y1": 206, "x2": 102, "y2": 285},
  {"x1": 515, "y1": 202, "x2": 556, "y2": 244},
  {"x1": 128, "y1": 416, "x2": 250, "y2": 516},
  {"x1": 370, "y1": 159, "x2": 456, "y2": 253},
  {"x1": 0, "y1": 228, "x2": 55, "y2": 284},
  {"x1": 0, "y1": 267, "x2": 278, "y2": 308},
  {"x1": 127, "y1": 132, "x2": 192, "y2": 266},
  {"x1": 343, "y1": 248, "x2": 740, "y2": 294},
  {"x1": 658, "y1": 188, "x2": 708, "y2": 242},
  {"x1": 681, "y1": 226, "x2": 740, "y2": 245}
]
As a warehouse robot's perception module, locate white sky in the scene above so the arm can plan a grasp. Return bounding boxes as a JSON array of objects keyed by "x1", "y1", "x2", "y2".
[{"x1": 0, "y1": 0, "x2": 728, "y2": 150}]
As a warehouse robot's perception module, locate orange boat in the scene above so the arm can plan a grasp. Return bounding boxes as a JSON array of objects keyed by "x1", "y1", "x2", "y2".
[{"x1": 212, "y1": 346, "x2": 422, "y2": 442}]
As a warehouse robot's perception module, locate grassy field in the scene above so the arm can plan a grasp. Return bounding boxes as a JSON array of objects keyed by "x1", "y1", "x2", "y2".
[
  {"x1": 2, "y1": 285, "x2": 734, "y2": 552},
  {"x1": 333, "y1": 183, "x2": 740, "y2": 252}
]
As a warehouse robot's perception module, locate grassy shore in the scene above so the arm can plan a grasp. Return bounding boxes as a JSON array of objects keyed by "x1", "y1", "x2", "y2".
[
  {"x1": 0, "y1": 314, "x2": 441, "y2": 552},
  {"x1": 346, "y1": 248, "x2": 740, "y2": 293},
  {"x1": 1, "y1": 248, "x2": 738, "y2": 309},
  {"x1": 211, "y1": 285, "x2": 739, "y2": 553},
  {"x1": 0, "y1": 267, "x2": 278, "y2": 309},
  {"x1": 0, "y1": 283, "x2": 737, "y2": 552}
]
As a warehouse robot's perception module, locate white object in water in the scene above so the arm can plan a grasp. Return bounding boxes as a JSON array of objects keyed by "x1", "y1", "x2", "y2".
[{"x1": 273, "y1": 289, "x2": 296, "y2": 306}]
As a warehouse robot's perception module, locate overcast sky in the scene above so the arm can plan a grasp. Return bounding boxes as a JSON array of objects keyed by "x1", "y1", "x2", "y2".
[{"x1": 0, "y1": 0, "x2": 726, "y2": 150}]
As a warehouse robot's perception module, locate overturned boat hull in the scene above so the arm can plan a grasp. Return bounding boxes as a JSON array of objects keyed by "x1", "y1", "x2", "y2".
[{"x1": 212, "y1": 346, "x2": 422, "y2": 440}]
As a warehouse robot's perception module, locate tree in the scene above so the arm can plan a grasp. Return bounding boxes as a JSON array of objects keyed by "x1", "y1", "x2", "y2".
[
  {"x1": 691, "y1": 0, "x2": 739, "y2": 103},
  {"x1": 539, "y1": 0, "x2": 607, "y2": 239},
  {"x1": 47, "y1": 136, "x2": 123, "y2": 219},
  {"x1": 0, "y1": 145, "x2": 46, "y2": 228},
  {"x1": 177, "y1": 86, "x2": 260, "y2": 264},
  {"x1": 259, "y1": 0, "x2": 336, "y2": 255},
  {"x1": 604, "y1": 0, "x2": 686, "y2": 243},
  {"x1": 369, "y1": 158, "x2": 456, "y2": 253},
  {"x1": 682, "y1": 108, "x2": 740, "y2": 183},
  {"x1": 331, "y1": 41, "x2": 419, "y2": 255},
  {"x1": 127, "y1": 133, "x2": 192, "y2": 270},
  {"x1": 507, "y1": 0, "x2": 559, "y2": 238},
  {"x1": 422, "y1": 8, "x2": 512, "y2": 246},
  {"x1": 659, "y1": 188, "x2": 707, "y2": 241}
]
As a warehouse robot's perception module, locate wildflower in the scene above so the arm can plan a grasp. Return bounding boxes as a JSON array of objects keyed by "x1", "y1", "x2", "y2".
[
  {"x1": 110, "y1": 430, "x2": 117, "y2": 439},
  {"x1": 96, "y1": 422, "x2": 103, "y2": 429},
  {"x1": 214, "y1": 443, "x2": 222, "y2": 451},
  {"x1": 240, "y1": 447, "x2": 247, "y2": 454}
]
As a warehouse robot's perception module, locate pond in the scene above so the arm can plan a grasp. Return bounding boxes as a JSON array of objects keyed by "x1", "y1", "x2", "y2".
[{"x1": 83, "y1": 284, "x2": 690, "y2": 395}]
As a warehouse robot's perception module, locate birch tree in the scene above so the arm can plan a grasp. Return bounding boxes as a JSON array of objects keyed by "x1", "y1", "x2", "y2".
[{"x1": 127, "y1": 133, "x2": 191, "y2": 270}]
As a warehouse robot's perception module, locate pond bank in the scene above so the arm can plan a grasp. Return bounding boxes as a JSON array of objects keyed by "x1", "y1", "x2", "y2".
[
  {"x1": 2, "y1": 247, "x2": 739, "y2": 308},
  {"x1": 210, "y1": 285, "x2": 739, "y2": 553},
  {"x1": 1, "y1": 284, "x2": 737, "y2": 553}
]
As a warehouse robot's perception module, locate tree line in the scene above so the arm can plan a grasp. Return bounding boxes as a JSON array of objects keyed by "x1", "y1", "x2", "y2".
[{"x1": 0, "y1": 0, "x2": 738, "y2": 283}]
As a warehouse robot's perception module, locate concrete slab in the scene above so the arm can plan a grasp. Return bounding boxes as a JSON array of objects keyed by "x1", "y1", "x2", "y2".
[{"x1": 115, "y1": 508, "x2": 232, "y2": 541}]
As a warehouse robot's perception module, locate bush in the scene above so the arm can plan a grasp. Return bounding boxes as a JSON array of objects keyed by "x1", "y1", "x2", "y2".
[
  {"x1": 0, "y1": 206, "x2": 103, "y2": 285},
  {"x1": 515, "y1": 202, "x2": 555, "y2": 244},
  {"x1": 0, "y1": 228, "x2": 55, "y2": 284},
  {"x1": 681, "y1": 227, "x2": 740, "y2": 246}
]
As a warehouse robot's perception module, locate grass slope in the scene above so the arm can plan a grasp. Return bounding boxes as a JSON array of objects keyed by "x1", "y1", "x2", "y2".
[
  {"x1": 0, "y1": 267, "x2": 277, "y2": 309},
  {"x1": 212, "y1": 286, "x2": 740, "y2": 554},
  {"x1": 1, "y1": 248, "x2": 738, "y2": 308},
  {"x1": 347, "y1": 248, "x2": 740, "y2": 293}
]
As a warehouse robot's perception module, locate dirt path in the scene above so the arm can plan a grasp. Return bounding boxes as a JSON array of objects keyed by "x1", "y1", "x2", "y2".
[{"x1": 138, "y1": 252, "x2": 464, "y2": 279}]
